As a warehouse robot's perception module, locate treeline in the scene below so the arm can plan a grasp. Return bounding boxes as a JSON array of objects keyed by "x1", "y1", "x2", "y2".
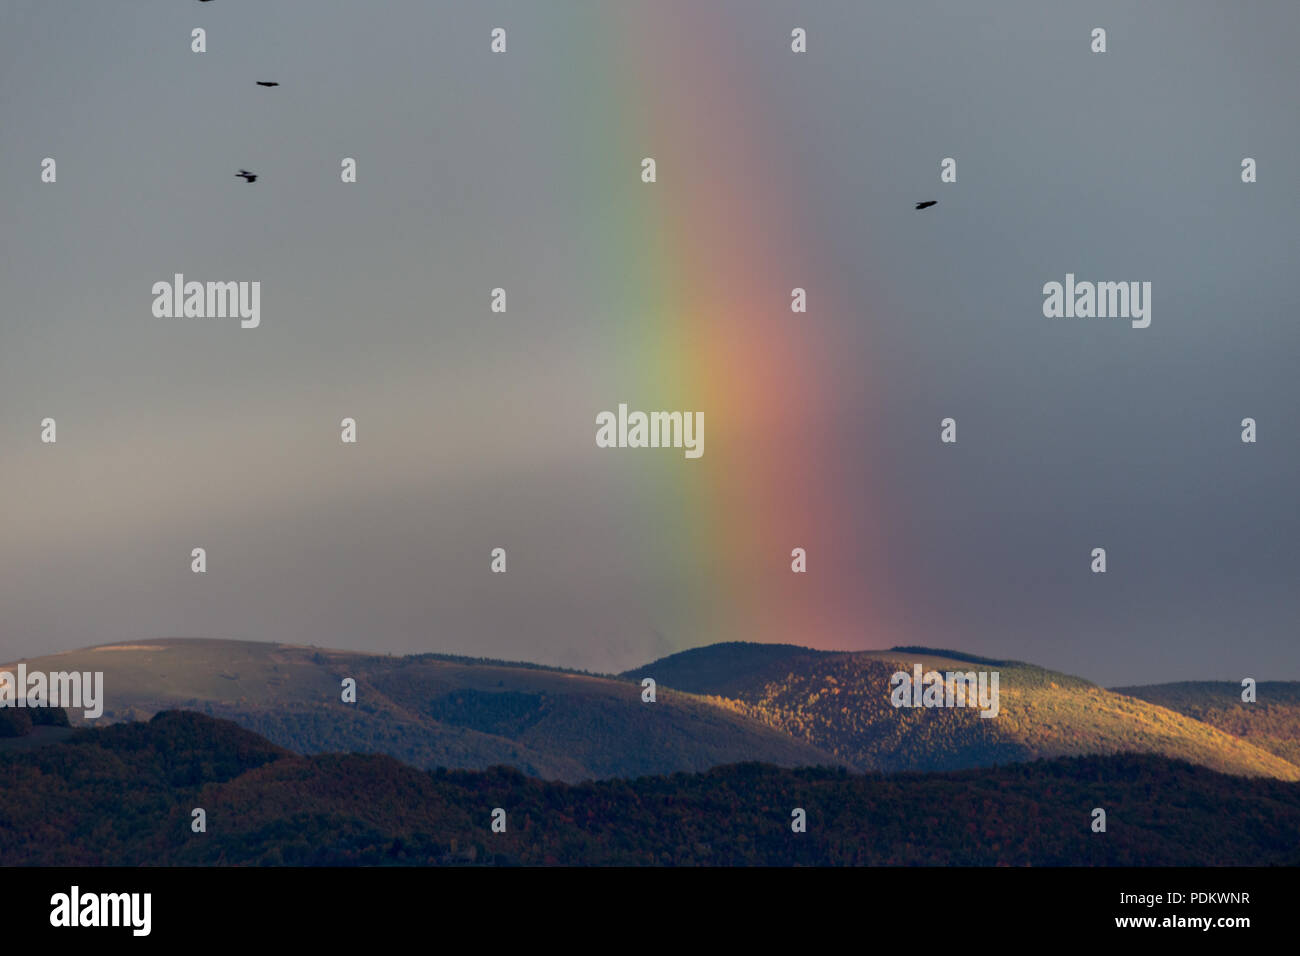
[
  {"x1": 2, "y1": 711, "x2": 1297, "y2": 867},
  {"x1": 0, "y1": 705, "x2": 70, "y2": 738}
]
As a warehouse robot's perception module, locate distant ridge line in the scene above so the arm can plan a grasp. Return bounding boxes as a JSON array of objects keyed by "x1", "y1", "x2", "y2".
[{"x1": 887, "y1": 647, "x2": 1015, "y2": 666}]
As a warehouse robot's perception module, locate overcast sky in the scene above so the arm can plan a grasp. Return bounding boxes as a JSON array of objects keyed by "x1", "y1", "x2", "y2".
[{"x1": 1, "y1": 1, "x2": 1297, "y2": 685}]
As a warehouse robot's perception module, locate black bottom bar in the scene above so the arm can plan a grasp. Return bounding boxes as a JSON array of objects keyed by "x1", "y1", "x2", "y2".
[{"x1": 7, "y1": 866, "x2": 1285, "y2": 941}]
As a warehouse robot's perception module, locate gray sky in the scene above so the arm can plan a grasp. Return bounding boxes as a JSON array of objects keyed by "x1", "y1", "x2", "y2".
[{"x1": 1, "y1": 0, "x2": 1297, "y2": 686}]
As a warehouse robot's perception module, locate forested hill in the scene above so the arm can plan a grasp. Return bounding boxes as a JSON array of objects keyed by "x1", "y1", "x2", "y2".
[
  {"x1": 2, "y1": 710, "x2": 1298, "y2": 866},
  {"x1": 625, "y1": 645, "x2": 1300, "y2": 779}
]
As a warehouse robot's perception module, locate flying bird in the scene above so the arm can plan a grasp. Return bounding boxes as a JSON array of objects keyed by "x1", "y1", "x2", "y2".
[
  {"x1": 235, "y1": 169, "x2": 258, "y2": 183},
  {"x1": 915, "y1": 200, "x2": 937, "y2": 210},
  {"x1": 255, "y1": 81, "x2": 279, "y2": 87}
]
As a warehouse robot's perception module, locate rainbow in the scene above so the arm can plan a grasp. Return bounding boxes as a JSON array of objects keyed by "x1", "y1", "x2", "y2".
[{"x1": 558, "y1": 4, "x2": 884, "y2": 651}]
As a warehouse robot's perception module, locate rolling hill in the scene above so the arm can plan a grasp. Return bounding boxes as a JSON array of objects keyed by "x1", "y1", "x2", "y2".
[
  {"x1": 2, "y1": 710, "x2": 1298, "y2": 866},
  {"x1": 623, "y1": 644, "x2": 1300, "y2": 780},
  {"x1": 0, "y1": 639, "x2": 836, "y2": 781}
]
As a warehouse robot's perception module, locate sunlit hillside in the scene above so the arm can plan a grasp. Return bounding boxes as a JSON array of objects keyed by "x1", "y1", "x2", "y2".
[
  {"x1": 625, "y1": 644, "x2": 1300, "y2": 780},
  {"x1": 1115, "y1": 680, "x2": 1300, "y2": 767}
]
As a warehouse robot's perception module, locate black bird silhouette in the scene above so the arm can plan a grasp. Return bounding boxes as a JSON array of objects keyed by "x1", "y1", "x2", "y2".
[
  {"x1": 915, "y1": 200, "x2": 937, "y2": 210},
  {"x1": 236, "y1": 169, "x2": 258, "y2": 183},
  {"x1": 255, "y1": 81, "x2": 279, "y2": 87}
]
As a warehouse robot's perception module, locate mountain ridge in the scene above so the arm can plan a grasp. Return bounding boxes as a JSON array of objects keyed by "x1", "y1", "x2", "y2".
[{"x1": 6, "y1": 637, "x2": 1296, "y2": 782}]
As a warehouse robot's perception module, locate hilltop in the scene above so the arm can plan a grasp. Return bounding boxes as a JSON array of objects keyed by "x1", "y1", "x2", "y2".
[{"x1": 625, "y1": 645, "x2": 1300, "y2": 779}]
